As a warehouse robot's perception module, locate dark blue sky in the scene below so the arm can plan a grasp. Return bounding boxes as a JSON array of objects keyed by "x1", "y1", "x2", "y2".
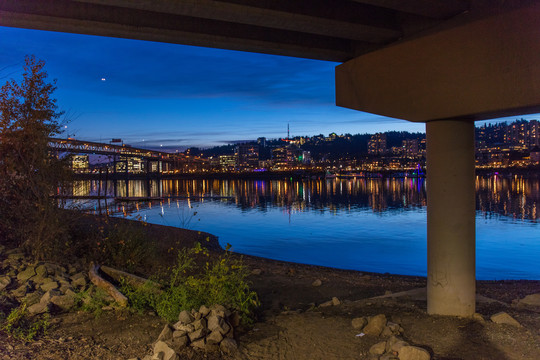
[{"x1": 1, "y1": 26, "x2": 536, "y2": 151}]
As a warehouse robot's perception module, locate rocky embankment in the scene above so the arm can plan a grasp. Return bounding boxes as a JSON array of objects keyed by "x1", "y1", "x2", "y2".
[
  {"x1": 130, "y1": 305, "x2": 239, "y2": 360},
  {"x1": 0, "y1": 246, "x2": 92, "y2": 315}
]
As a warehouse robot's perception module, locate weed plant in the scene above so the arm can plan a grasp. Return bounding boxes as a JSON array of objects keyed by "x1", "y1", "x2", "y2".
[
  {"x1": 74, "y1": 287, "x2": 113, "y2": 317},
  {"x1": 120, "y1": 243, "x2": 260, "y2": 324},
  {"x1": 1, "y1": 304, "x2": 50, "y2": 341}
]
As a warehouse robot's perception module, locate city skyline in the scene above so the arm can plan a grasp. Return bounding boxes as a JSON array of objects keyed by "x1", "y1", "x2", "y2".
[{"x1": 2, "y1": 26, "x2": 539, "y2": 151}]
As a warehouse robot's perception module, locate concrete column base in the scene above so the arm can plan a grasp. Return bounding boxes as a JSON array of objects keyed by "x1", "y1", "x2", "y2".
[{"x1": 426, "y1": 120, "x2": 476, "y2": 316}]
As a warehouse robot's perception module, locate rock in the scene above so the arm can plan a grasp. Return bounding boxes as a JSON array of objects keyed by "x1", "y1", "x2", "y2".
[
  {"x1": 173, "y1": 322, "x2": 194, "y2": 333},
  {"x1": 490, "y1": 312, "x2": 521, "y2": 327},
  {"x1": 229, "y1": 311, "x2": 241, "y2": 328},
  {"x1": 40, "y1": 277, "x2": 55, "y2": 284},
  {"x1": 152, "y1": 341, "x2": 178, "y2": 360},
  {"x1": 188, "y1": 328, "x2": 207, "y2": 342},
  {"x1": 41, "y1": 289, "x2": 62, "y2": 303},
  {"x1": 209, "y1": 304, "x2": 227, "y2": 318},
  {"x1": 172, "y1": 330, "x2": 187, "y2": 338},
  {"x1": 13, "y1": 283, "x2": 33, "y2": 297},
  {"x1": 190, "y1": 338, "x2": 206, "y2": 350},
  {"x1": 369, "y1": 341, "x2": 386, "y2": 355},
  {"x1": 50, "y1": 294, "x2": 76, "y2": 310},
  {"x1": 198, "y1": 305, "x2": 210, "y2": 317},
  {"x1": 35, "y1": 264, "x2": 48, "y2": 278},
  {"x1": 17, "y1": 266, "x2": 36, "y2": 282},
  {"x1": 351, "y1": 317, "x2": 368, "y2": 329},
  {"x1": 518, "y1": 293, "x2": 540, "y2": 307},
  {"x1": 319, "y1": 300, "x2": 334, "y2": 307},
  {"x1": 59, "y1": 284, "x2": 75, "y2": 295},
  {"x1": 40, "y1": 281, "x2": 59, "y2": 292},
  {"x1": 363, "y1": 314, "x2": 387, "y2": 336},
  {"x1": 7, "y1": 252, "x2": 24, "y2": 261},
  {"x1": 398, "y1": 345, "x2": 431, "y2": 360},
  {"x1": 178, "y1": 310, "x2": 194, "y2": 324},
  {"x1": 312, "y1": 279, "x2": 322, "y2": 287},
  {"x1": 381, "y1": 326, "x2": 394, "y2": 338},
  {"x1": 472, "y1": 313, "x2": 485, "y2": 322},
  {"x1": 157, "y1": 324, "x2": 174, "y2": 342},
  {"x1": 24, "y1": 291, "x2": 43, "y2": 306},
  {"x1": 207, "y1": 315, "x2": 230, "y2": 335},
  {"x1": 204, "y1": 343, "x2": 220, "y2": 352},
  {"x1": 71, "y1": 273, "x2": 88, "y2": 288},
  {"x1": 380, "y1": 354, "x2": 399, "y2": 360},
  {"x1": 385, "y1": 336, "x2": 408, "y2": 353},
  {"x1": 332, "y1": 297, "x2": 341, "y2": 306},
  {"x1": 169, "y1": 335, "x2": 188, "y2": 351},
  {"x1": 192, "y1": 318, "x2": 207, "y2": 331},
  {"x1": 251, "y1": 268, "x2": 262, "y2": 275},
  {"x1": 28, "y1": 301, "x2": 50, "y2": 314},
  {"x1": 220, "y1": 338, "x2": 238, "y2": 355},
  {"x1": 0, "y1": 276, "x2": 11, "y2": 291},
  {"x1": 206, "y1": 330, "x2": 224, "y2": 345},
  {"x1": 386, "y1": 322, "x2": 401, "y2": 334}
]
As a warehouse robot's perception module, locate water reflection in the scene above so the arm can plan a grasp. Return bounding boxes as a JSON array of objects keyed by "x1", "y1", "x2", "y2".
[{"x1": 67, "y1": 176, "x2": 539, "y2": 221}]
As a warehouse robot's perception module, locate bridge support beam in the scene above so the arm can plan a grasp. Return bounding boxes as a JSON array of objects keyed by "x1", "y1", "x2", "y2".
[
  {"x1": 335, "y1": 2, "x2": 540, "y2": 316},
  {"x1": 426, "y1": 120, "x2": 475, "y2": 316}
]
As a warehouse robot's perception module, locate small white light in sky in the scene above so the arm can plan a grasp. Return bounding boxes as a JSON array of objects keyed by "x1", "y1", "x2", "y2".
[{"x1": 101, "y1": 77, "x2": 106, "y2": 81}]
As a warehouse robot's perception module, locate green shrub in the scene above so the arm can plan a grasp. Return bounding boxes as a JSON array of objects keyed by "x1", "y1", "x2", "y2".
[
  {"x1": 118, "y1": 278, "x2": 159, "y2": 315},
  {"x1": 74, "y1": 286, "x2": 113, "y2": 316},
  {"x1": 1, "y1": 304, "x2": 50, "y2": 341},
  {"x1": 121, "y1": 243, "x2": 260, "y2": 324}
]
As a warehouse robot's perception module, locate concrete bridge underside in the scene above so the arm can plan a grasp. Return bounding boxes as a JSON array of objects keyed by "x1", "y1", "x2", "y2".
[{"x1": 2, "y1": 0, "x2": 540, "y2": 316}]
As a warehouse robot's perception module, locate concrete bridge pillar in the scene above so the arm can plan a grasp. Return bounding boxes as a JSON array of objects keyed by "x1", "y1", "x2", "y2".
[
  {"x1": 426, "y1": 120, "x2": 476, "y2": 316},
  {"x1": 335, "y1": 2, "x2": 540, "y2": 316}
]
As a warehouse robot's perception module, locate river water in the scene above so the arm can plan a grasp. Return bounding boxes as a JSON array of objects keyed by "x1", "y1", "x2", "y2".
[{"x1": 69, "y1": 175, "x2": 540, "y2": 280}]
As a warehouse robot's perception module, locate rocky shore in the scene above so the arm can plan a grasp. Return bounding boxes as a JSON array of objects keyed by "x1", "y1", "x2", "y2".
[{"x1": 1, "y1": 220, "x2": 540, "y2": 360}]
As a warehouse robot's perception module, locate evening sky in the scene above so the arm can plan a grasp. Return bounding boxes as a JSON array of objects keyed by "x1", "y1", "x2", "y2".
[{"x1": 0, "y1": 26, "x2": 536, "y2": 151}]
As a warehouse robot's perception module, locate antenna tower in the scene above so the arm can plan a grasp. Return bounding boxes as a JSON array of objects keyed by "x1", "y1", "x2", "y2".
[{"x1": 287, "y1": 123, "x2": 290, "y2": 140}]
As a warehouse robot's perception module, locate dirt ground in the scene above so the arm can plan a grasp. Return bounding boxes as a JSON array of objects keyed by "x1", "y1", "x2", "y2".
[{"x1": 1, "y1": 221, "x2": 539, "y2": 360}]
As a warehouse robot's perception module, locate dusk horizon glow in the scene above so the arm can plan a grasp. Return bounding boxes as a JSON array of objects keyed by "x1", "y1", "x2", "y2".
[{"x1": 1, "y1": 26, "x2": 538, "y2": 152}]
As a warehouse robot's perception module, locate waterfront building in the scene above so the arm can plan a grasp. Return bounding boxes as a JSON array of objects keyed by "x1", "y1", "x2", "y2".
[
  {"x1": 71, "y1": 155, "x2": 89, "y2": 173},
  {"x1": 219, "y1": 155, "x2": 237, "y2": 171},
  {"x1": 236, "y1": 144, "x2": 259, "y2": 169}
]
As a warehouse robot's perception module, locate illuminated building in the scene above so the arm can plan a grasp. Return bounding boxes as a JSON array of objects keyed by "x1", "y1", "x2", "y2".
[
  {"x1": 71, "y1": 155, "x2": 89, "y2": 173},
  {"x1": 236, "y1": 144, "x2": 259, "y2": 169},
  {"x1": 368, "y1": 133, "x2": 387, "y2": 155}
]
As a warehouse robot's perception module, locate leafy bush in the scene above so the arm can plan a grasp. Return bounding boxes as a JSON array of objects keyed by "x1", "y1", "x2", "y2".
[
  {"x1": 118, "y1": 278, "x2": 159, "y2": 315},
  {"x1": 74, "y1": 287, "x2": 113, "y2": 317},
  {"x1": 1, "y1": 304, "x2": 50, "y2": 341},
  {"x1": 120, "y1": 243, "x2": 260, "y2": 324}
]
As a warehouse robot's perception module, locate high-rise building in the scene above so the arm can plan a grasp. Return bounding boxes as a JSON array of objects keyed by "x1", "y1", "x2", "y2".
[
  {"x1": 368, "y1": 133, "x2": 387, "y2": 155},
  {"x1": 236, "y1": 144, "x2": 259, "y2": 169},
  {"x1": 257, "y1": 137, "x2": 267, "y2": 147},
  {"x1": 402, "y1": 139, "x2": 419, "y2": 158}
]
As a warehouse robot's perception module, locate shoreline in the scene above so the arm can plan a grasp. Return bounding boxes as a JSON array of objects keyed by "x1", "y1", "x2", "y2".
[
  {"x1": 2, "y1": 214, "x2": 540, "y2": 359},
  {"x1": 102, "y1": 215, "x2": 540, "y2": 282}
]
